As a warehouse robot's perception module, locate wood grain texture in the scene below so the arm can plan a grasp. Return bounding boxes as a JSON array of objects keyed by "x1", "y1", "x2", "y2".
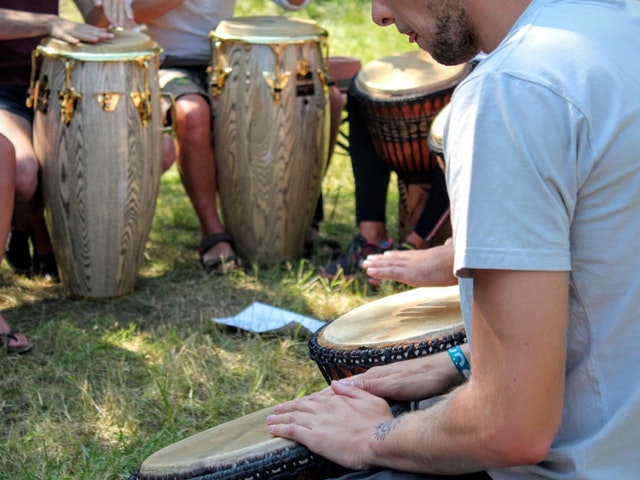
[
  {"x1": 211, "y1": 39, "x2": 329, "y2": 265},
  {"x1": 33, "y1": 54, "x2": 163, "y2": 298}
]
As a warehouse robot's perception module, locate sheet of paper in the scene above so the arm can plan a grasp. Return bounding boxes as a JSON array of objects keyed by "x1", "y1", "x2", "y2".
[{"x1": 212, "y1": 302, "x2": 325, "y2": 334}]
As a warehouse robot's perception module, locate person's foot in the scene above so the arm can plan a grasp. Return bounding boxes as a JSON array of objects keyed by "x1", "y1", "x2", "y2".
[
  {"x1": 0, "y1": 315, "x2": 33, "y2": 355},
  {"x1": 320, "y1": 234, "x2": 392, "y2": 280},
  {"x1": 199, "y1": 233, "x2": 241, "y2": 274},
  {"x1": 33, "y1": 252, "x2": 60, "y2": 283},
  {"x1": 5, "y1": 229, "x2": 32, "y2": 276}
]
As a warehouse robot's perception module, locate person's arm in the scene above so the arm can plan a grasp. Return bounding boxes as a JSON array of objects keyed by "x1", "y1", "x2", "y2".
[
  {"x1": 268, "y1": 269, "x2": 568, "y2": 474},
  {"x1": 363, "y1": 238, "x2": 457, "y2": 287},
  {"x1": 76, "y1": 0, "x2": 183, "y2": 27},
  {"x1": 270, "y1": 0, "x2": 311, "y2": 11},
  {"x1": 343, "y1": 344, "x2": 467, "y2": 402},
  {"x1": 0, "y1": 8, "x2": 112, "y2": 43}
]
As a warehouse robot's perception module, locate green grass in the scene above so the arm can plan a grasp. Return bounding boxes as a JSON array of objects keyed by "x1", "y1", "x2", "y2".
[{"x1": 0, "y1": 1, "x2": 415, "y2": 478}]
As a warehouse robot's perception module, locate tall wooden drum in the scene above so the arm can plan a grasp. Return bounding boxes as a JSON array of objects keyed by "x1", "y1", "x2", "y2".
[
  {"x1": 32, "y1": 31, "x2": 166, "y2": 298},
  {"x1": 209, "y1": 16, "x2": 330, "y2": 265}
]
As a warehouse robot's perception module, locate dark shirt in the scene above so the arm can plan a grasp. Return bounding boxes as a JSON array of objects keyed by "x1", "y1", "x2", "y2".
[{"x1": 0, "y1": 0, "x2": 58, "y2": 87}]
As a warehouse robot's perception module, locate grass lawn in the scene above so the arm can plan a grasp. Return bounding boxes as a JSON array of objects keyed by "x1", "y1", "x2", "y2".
[{"x1": 0, "y1": 1, "x2": 419, "y2": 478}]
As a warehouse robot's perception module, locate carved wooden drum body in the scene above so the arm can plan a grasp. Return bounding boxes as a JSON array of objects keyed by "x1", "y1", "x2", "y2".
[
  {"x1": 32, "y1": 31, "x2": 165, "y2": 298},
  {"x1": 351, "y1": 49, "x2": 470, "y2": 181},
  {"x1": 209, "y1": 16, "x2": 330, "y2": 265}
]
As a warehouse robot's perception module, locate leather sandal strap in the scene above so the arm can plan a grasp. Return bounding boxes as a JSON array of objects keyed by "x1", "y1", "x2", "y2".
[{"x1": 199, "y1": 232, "x2": 235, "y2": 256}]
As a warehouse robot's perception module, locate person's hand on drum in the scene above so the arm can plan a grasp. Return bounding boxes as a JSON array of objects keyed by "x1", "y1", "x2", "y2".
[
  {"x1": 45, "y1": 16, "x2": 114, "y2": 44},
  {"x1": 363, "y1": 238, "x2": 457, "y2": 288},
  {"x1": 267, "y1": 381, "x2": 395, "y2": 471},
  {"x1": 94, "y1": 0, "x2": 136, "y2": 29},
  {"x1": 344, "y1": 351, "x2": 464, "y2": 402}
]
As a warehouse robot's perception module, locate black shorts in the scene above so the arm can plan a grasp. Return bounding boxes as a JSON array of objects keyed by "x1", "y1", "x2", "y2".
[{"x1": 0, "y1": 84, "x2": 33, "y2": 123}]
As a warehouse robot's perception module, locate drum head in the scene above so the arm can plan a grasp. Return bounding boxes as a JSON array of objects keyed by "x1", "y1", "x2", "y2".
[
  {"x1": 212, "y1": 16, "x2": 327, "y2": 43},
  {"x1": 320, "y1": 286, "x2": 462, "y2": 349},
  {"x1": 355, "y1": 50, "x2": 469, "y2": 98},
  {"x1": 138, "y1": 406, "x2": 320, "y2": 479},
  {"x1": 37, "y1": 30, "x2": 159, "y2": 61}
]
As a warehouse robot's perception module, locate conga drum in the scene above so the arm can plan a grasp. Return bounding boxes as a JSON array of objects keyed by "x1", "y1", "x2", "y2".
[
  {"x1": 130, "y1": 406, "x2": 345, "y2": 480},
  {"x1": 31, "y1": 30, "x2": 170, "y2": 298},
  {"x1": 308, "y1": 286, "x2": 466, "y2": 384},
  {"x1": 351, "y1": 50, "x2": 470, "y2": 241},
  {"x1": 209, "y1": 16, "x2": 330, "y2": 265}
]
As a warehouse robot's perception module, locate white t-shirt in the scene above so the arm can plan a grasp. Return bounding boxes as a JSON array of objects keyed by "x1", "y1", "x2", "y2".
[
  {"x1": 144, "y1": 0, "x2": 311, "y2": 64},
  {"x1": 445, "y1": 0, "x2": 640, "y2": 478}
]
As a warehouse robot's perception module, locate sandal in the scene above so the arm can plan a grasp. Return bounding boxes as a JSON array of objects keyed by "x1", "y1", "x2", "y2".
[
  {"x1": 0, "y1": 329, "x2": 33, "y2": 355},
  {"x1": 198, "y1": 233, "x2": 241, "y2": 274}
]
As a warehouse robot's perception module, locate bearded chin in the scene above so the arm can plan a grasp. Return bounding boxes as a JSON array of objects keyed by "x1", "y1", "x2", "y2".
[{"x1": 432, "y1": 13, "x2": 479, "y2": 66}]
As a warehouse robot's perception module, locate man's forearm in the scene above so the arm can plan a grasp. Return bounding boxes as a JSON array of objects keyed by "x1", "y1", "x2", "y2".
[{"x1": 0, "y1": 9, "x2": 56, "y2": 39}]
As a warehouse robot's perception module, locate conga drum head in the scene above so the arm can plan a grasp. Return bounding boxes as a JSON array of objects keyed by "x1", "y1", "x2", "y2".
[
  {"x1": 309, "y1": 286, "x2": 466, "y2": 382},
  {"x1": 355, "y1": 50, "x2": 469, "y2": 100},
  {"x1": 213, "y1": 15, "x2": 327, "y2": 43},
  {"x1": 37, "y1": 30, "x2": 160, "y2": 60},
  {"x1": 135, "y1": 406, "x2": 337, "y2": 480}
]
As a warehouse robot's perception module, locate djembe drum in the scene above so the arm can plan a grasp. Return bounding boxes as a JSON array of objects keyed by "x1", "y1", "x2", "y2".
[
  {"x1": 130, "y1": 406, "x2": 346, "y2": 480},
  {"x1": 31, "y1": 30, "x2": 171, "y2": 299},
  {"x1": 351, "y1": 50, "x2": 470, "y2": 241},
  {"x1": 209, "y1": 16, "x2": 330, "y2": 265},
  {"x1": 308, "y1": 286, "x2": 466, "y2": 383},
  {"x1": 428, "y1": 102, "x2": 451, "y2": 172}
]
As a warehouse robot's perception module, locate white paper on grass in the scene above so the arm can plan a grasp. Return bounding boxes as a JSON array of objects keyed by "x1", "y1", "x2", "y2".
[{"x1": 212, "y1": 302, "x2": 325, "y2": 334}]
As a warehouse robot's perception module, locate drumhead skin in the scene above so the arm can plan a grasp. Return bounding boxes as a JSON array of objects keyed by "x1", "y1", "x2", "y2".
[
  {"x1": 321, "y1": 286, "x2": 462, "y2": 348},
  {"x1": 37, "y1": 30, "x2": 160, "y2": 61},
  {"x1": 137, "y1": 406, "x2": 330, "y2": 480},
  {"x1": 212, "y1": 16, "x2": 327, "y2": 44},
  {"x1": 308, "y1": 286, "x2": 466, "y2": 382},
  {"x1": 428, "y1": 102, "x2": 451, "y2": 156},
  {"x1": 355, "y1": 50, "x2": 470, "y2": 98}
]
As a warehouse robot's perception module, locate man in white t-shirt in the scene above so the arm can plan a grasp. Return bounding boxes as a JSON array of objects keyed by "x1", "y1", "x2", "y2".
[{"x1": 267, "y1": 1, "x2": 640, "y2": 479}]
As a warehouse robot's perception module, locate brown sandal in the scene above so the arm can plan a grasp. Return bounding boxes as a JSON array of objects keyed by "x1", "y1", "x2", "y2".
[{"x1": 198, "y1": 233, "x2": 241, "y2": 274}]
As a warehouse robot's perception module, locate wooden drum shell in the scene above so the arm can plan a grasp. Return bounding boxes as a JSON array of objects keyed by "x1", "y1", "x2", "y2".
[
  {"x1": 210, "y1": 16, "x2": 330, "y2": 265},
  {"x1": 32, "y1": 31, "x2": 164, "y2": 298}
]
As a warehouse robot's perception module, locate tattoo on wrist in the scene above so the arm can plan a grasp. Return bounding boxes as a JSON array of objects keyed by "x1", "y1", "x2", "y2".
[{"x1": 374, "y1": 418, "x2": 401, "y2": 441}]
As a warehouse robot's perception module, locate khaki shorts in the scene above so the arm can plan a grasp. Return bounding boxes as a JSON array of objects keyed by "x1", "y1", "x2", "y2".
[{"x1": 158, "y1": 66, "x2": 209, "y2": 101}]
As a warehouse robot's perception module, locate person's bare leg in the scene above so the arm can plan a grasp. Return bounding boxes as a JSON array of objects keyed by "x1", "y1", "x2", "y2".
[
  {"x1": 173, "y1": 94, "x2": 235, "y2": 267},
  {"x1": 161, "y1": 133, "x2": 176, "y2": 173},
  {"x1": 358, "y1": 221, "x2": 391, "y2": 247},
  {"x1": 0, "y1": 134, "x2": 31, "y2": 351},
  {"x1": 403, "y1": 231, "x2": 429, "y2": 250}
]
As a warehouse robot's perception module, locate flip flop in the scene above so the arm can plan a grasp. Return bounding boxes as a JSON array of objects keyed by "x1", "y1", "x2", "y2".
[{"x1": 0, "y1": 329, "x2": 33, "y2": 355}]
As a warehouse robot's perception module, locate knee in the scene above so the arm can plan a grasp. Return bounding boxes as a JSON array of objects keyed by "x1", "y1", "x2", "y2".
[
  {"x1": 175, "y1": 95, "x2": 212, "y2": 139},
  {"x1": 14, "y1": 156, "x2": 39, "y2": 203}
]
